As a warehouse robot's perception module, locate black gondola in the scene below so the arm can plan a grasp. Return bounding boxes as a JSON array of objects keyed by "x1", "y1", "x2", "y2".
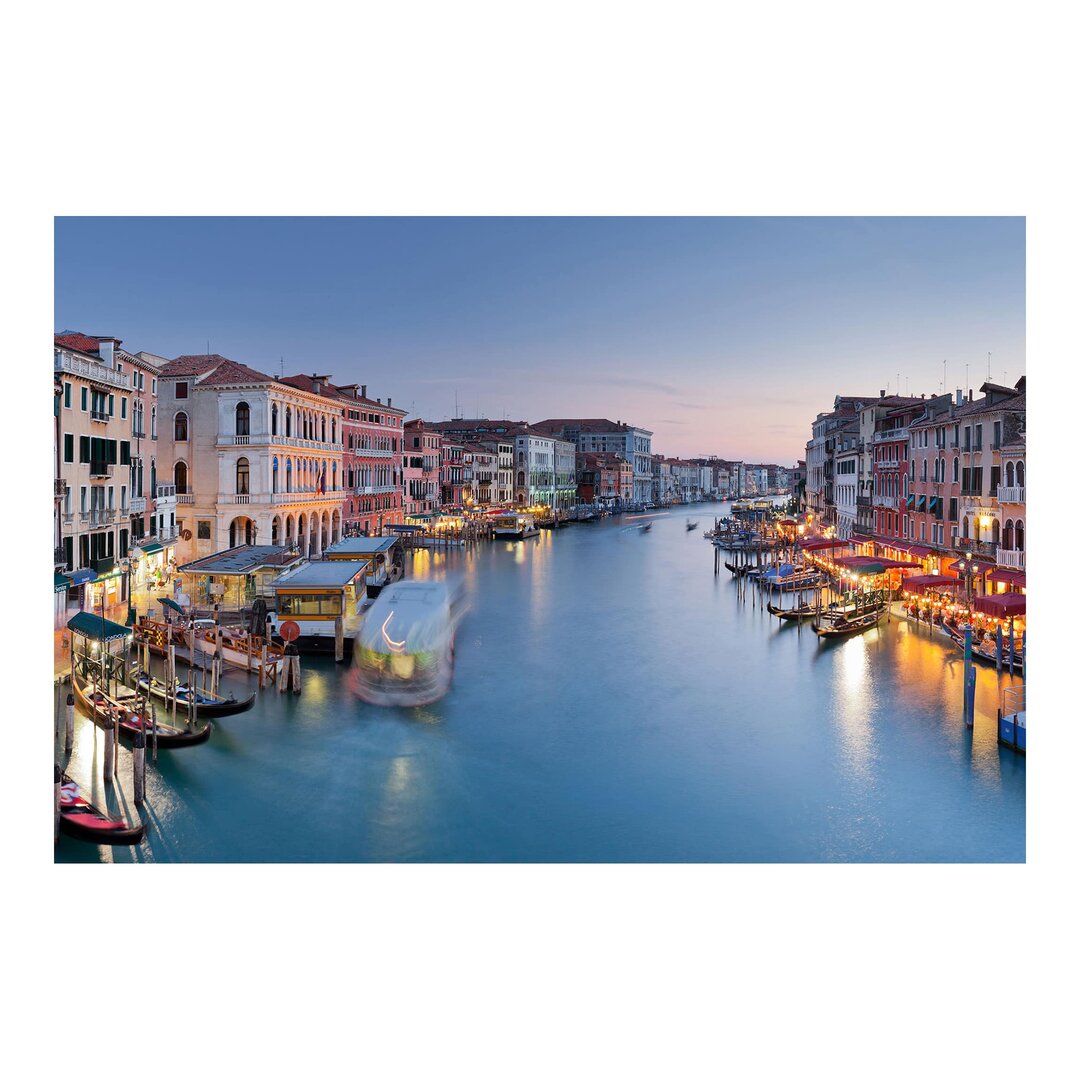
[
  {"x1": 766, "y1": 601, "x2": 815, "y2": 620},
  {"x1": 58, "y1": 771, "x2": 145, "y2": 846},
  {"x1": 724, "y1": 561, "x2": 750, "y2": 576},
  {"x1": 686, "y1": 521, "x2": 698, "y2": 532},
  {"x1": 134, "y1": 672, "x2": 255, "y2": 717},
  {"x1": 813, "y1": 607, "x2": 885, "y2": 637},
  {"x1": 73, "y1": 673, "x2": 213, "y2": 748}
]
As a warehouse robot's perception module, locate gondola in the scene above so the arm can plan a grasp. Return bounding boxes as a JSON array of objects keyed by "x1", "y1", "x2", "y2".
[
  {"x1": 813, "y1": 607, "x2": 885, "y2": 637},
  {"x1": 724, "y1": 561, "x2": 750, "y2": 576},
  {"x1": 58, "y1": 771, "x2": 145, "y2": 846},
  {"x1": 766, "y1": 601, "x2": 815, "y2": 620},
  {"x1": 72, "y1": 672, "x2": 213, "y2": 748},
  {"x1": 686, "y1": 521, "x2": 698, "y2": 532},
  {"x1": 133, "y1": 672, "x2": 255, "y2": 717}
]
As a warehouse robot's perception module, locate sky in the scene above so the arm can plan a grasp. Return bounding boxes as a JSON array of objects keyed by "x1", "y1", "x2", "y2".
[{"x1": 54, "y1": 217, "x2": 1025, "y2": 463}]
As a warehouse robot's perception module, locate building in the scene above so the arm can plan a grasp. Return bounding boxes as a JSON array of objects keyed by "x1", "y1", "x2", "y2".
[
  {"x1": 832, "y1": 423, "x2": 861, "y2": 540},
  {"x1": 532, "y1": 419, "x2": 654, "y2": 503},
  {"x1": 403, "y1": 419, "x2": 442, "y2": 517},
  {"x1": 155, "y1": 355, "x2": 347, "y2": 562},
  {"x1": 804, "y1": 396, "x2": 878, "y2": 526},
  {"x1": 997, "y1": 428, "x2": 1026, "y2": 571},
  {"x1": 54, "y1": 332, "x2": 138, "y2": 615},
  {"x1": 577, "y1": 452, "x2": 633, "y2": 505},
  {"x1": 440, "y1": 437, "x2": 466, "y2": 509}
]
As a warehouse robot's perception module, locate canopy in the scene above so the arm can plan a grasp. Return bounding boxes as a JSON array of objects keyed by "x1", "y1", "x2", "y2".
[
  {"x1": 834, "y1": 555, "x2": 920, "y2": 574},
  {"x1": 800, "y1": 538, "x2": 854, "y2": 552},
  {"x1": 140, "y1": 542, "x2": 164, "y2": 556},
  {"x1": 903, "y1": 575, "x2": 964, "y2": 595},
  {"x1": 946, "y1": 559, "x2": 991, "y2": 574},
  {"x1": 974, "y1": 593, "x2": 1027, "y2": 618},
  {"x1": 987, "y1": 567, "x2": 1026, "y2": 587},
  {"x1": 67, "y1": 611, "x2": 132, "y2": 642},
  {"x1": 158, "y1": 597, "x2": 185, "y2": 615},
  {"x1": 65, "y1": 568, "x2": 97, "y2": 586},
  {"x1": 54, "y1": 572, "x2": 71, "y2": 594},
  {"x1": 881, "y1": 540, "x2": 935, "y2": 558}
]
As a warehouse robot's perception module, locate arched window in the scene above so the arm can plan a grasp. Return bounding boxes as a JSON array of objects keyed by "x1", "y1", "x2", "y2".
[
  {"x1": 953, "y1": 457, "x2": 959, "y2": 483},
  {"x1": 321, "y1": 417, "x2": 327, "y2": 442},
  {"x1": 517, "y1": 471, "x2": 526, "y2": 488},
  {"x1": 921, "y1": 459, "x2": 927, "y2": 482},
  {"x1": 174, "y1": 412, "x2": 188, "y2": 441},
  {"x1": 1016, "y1": 461, "x2": 1025, "y2": 488},
  {"x1": 1003, "y1": 520, "x2": 1014, "y2": 550},
  {"x1": 272, "y1": 403, "x2": 278, "y2": 436},
  {"x1": 285, "y1": 407, "x2": 292, "y2": 437},
  {"x1": 331, "y1": 418, "x2": 336, "y2": 443},
  {"x1": 332, "y1": 462, "x2": 337, "y2": 490},
  {"x1": 1015, "y1": 520, "x2": 1024, "y2": 551},
  {"x1": 962, "y1": 516, "x2": 969, "y2": 539},
  {"x1": 1005, "y1": 461, "x2": 1014, "y2": 487},
  {"x1": 272, "y1": 457, "x2": 279, "y2": 493},
  {"x1": 236, "y1": 457, "x2": 250, "y2": 495},
  {"x1": 151, "y1": 405, "x2": 157, "y2": 439},
  {"x1": 174, "y1": 461, "x2": 187, "y2": 494},
  {"x1": 149, "y1": 460, "x2": 155, "y2": 497},
  {"x1": 236, "y1": 401, "x2": 250, "y2": 437},
  {"x1": 992, "y1": 518, "x2": 1000, "y2": 545},
  {"x1": 286, "y1": 458, "x2": 293, "y2": 492}
]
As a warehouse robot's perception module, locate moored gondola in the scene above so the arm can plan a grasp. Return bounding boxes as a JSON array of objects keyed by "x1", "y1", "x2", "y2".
[
  {"x1": 133, "y1": 672, "x2": 255, "y2": 717},
  {"x1": 813, "y1": 607, "x2": 885, "y2": 637},
  {"x1": 766, "y1": 601, "x2": 816, "y2": 620},
  {"x1": 58, "y1": 771, "x2": 145, "y2": 846},
  {"x1": 73, "y1": 672, "x2": 213, "y2": 748},
  {"x1": 724, "y1": 561, "x2": 750, "y2": 576}
]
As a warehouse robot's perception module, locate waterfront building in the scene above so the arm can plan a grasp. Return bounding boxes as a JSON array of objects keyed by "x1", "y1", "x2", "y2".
[
  {"x1": 997, "y1": 427, "x2": 1026, "y2": 571},
  {"x1": 302, "y1": 380, "x2": 407, "y2": 537},
  {"x1": 832, "y1": 422, "x2": 861, "y2": 540},
  {"x1": 155, "y1": 356, "x2": 347, "y2": 562},
  {"x1": 577, "y1": 452, "x2": 634, "y2": 505},
  {"x1": 176, "y1": 543, "x2": 304, "y2": 610},
  {"x1": 54, "y1": 332, "x2": 137, "y2": 614},
  {"x1": 906, "y1": 378, "x2": 1026, "y2": 574},
  {"x1": 805, "y1": 396, "x2": 878, "y2": 527},
  {"x1": 403, "y1": 419, "x2": 442, "y2": 517},
  {"x1": 440, "y1": 437, "x2": 466, "y2": 509},
  {"x1": 532, "y1": 419, "x2": 654, "y2": 504}
]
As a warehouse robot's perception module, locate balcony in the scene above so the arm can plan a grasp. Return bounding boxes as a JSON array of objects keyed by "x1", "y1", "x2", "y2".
[
  {"x1": 54, "y1": 478, "x2": 67, "y2": 498},
  {"x1": 128, "y1": 496, "x2": 146, "y2": 513},
  {"x1": 157, "y1": 525, "x2": 180, "y2": 543},
  {"x1": 54, "y1": 546, "x2": 67, "y2": 567},
  {"x1": 997, "y1": 548, "x2": 1025, "y2": 570},
  {"x1": 90, "y1": 409, "x2": 110, "y2": 423},
  {"x1": 54, "y1": 351, "x2": 129, "y2": 390},
  {"x1": 82, "y1": 508, "x2": 116, "y2": 528},
  {"x1": 155, "y1": 483, "x2": 177, "y2": 501},
  {"x1": 234, "y1": 493, "x2": 252, "y2": 504},
  {"x1": 954, "y1": 538, "x2": 998, "y2": 559},
  {"x1": 89, "y1": 460, "x2": 112, "y2": 479},
  {"x1": 877, "y1": 460, "x2": 899, "y2": 471},
  {"x1": 177, "y1": 493, "x2": 195, "y2": 504},
  {"x1": 997, "y1": 485, "x2": 1025, "y2": 504},
  {"x1": 876, "y1": 495, "x2": 898, "y2": 509},
  {"x1": 856, "y1": 495, "x2": 871, "y2": 508},
  {"x1": 873, "y1": 427, "x2": 909, "y2": 444}
]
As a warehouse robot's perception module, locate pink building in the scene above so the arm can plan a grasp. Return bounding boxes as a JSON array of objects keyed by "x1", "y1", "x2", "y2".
[{"x1": 403, "y1": 419, "x2": 441, "y2": 517}]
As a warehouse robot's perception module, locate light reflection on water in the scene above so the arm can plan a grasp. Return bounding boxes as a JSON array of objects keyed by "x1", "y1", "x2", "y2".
[{"x1": 55, "y1": 507, "x2": 1025, "y2": 864}]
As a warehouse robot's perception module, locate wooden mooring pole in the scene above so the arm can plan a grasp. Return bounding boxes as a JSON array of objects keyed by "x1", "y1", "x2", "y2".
[
  {"x1": 103, "y1": 714, "x2": 115, "y2": 784},
  {"x1": 133, "y1": 727, "x2": 146, "y2": 805},
  {"x1": 65, "y1": 692, "x2": 74, "y2": 754},
  {"x1": 54, "y1": 763, "x2": 61, "y2": 845}
]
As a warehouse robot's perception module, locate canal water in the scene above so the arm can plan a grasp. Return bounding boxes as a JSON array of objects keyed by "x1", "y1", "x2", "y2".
[{"x1": 55, "y1": 506, "x2": 1026, "y2": 863}]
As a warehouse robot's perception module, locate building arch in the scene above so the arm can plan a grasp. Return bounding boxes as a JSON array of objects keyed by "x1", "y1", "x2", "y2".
[
  {"x1": 236, "y1": 401, "x2": 250, "y2": 437},
  {"x1": 174, "y1": 460, "x2": 188, "y2": 494},
  {"x1": 272, "y1": 457, "x2": 279, "y2": 493},
  {"x1": 174, "y1": 411, "x2": 188, "y2": 441},
  {"x1": 272, "y1": 403, "x2": 279, "y2": 436},
  {"x1": 1005, "y1": 461, "x2": 1014, "y2": 487},
  {"x1": 236, "y1": 456, "x2": 250, "y2": 495},
  {"x1": 1016, "y1": 461, "x2": 1025, "y2": 488},
  {"x1": 992, "y1": 518, "x2": 1000, "y2": 546},
  {"x1": 1003, "y1": 519, "x2": 1014, "y2": 550},
  {"x1": 271, "y1": 515, "x2": 281, "y2": 545},
  {"x1": 228, "y1": 515, "x2": 255, "y2": 547},
  {"x1": 1015, "y1": 520, "x2": 1024, "y2": 551}
]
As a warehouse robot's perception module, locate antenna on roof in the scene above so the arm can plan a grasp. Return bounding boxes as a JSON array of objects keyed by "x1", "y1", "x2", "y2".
[
  {"x1": 943, "y1": 358, "x2": 947, "y2": 394},
  {"x1": 987, "y1": 351, "x2": 992, "y2": 380},
  {"x1": 280, "y1": 356, "x2": 284, "y2": 377}
]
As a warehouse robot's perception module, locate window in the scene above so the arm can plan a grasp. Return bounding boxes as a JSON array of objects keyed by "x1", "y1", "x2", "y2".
[
  {"x1": 81, "y1": 386, "x2": 88, "y2": 411},
  {"x1": 974, "y1": 424, "x2": 983, "y2": 451},
  {"x1": 1005, "y1": 461, "x2": 1014, "y2": 487},
  {"x1": 79, "y1": 435, "x2": 90, "y2": 463},
  {"x1": 236, "y1": 402, "x2": 250, "y2": 436},
  {"x1": 948, "y1": 497, "x2": 958, "y2": 522},
  {"x1": 993, "y1": 421, "x2": 1002, "y2": 449},
  {"x1": 151, "y1": 407, "x2": 157, "y2": 439},
  {"x1": 64, "y1": 382, "x2": 72, "y2": 408},
  {"x1": 108, "y1": 394, "x2": 115, "y2": 416},
  {"x1": 236, "y1": 457, "x2": 250, "y2": 495},
  {"x1": 121, "y1": 397, "x2": 127, "y2": 420},
  {"x1": 990, "y1": 465, "x2": 1001, "y2": 493},
  {"x1": 197, "y1": 521, "x2": 212, "y2": 540},
  {"x1": 1016, "y1": 461, "x2": 1025, "y2": 487},
  {"x1": 174, "y1": 461, "x2": 188, "y2": 494},
  {"x1": 176, "y1": 382, "x2": 188, "y2": 398},
  {"x1": 953, "y1": 456, "x2": 959, "y2": 483},
  {"x1": 1015, "y1": 521, "x2": 1024, "y2": 551},
  {"x1": 272, "y1": 403, "x2": 278, "y2": 436},
  {"x1": 175, "y1": 412, "x2": 188, "y2": 441},
  {"x1": 64, "y1": 433, "x2": 74, "y2": 463}
]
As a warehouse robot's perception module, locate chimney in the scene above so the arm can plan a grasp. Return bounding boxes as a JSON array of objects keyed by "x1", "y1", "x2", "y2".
[
  {"x1": 955, "y1": 389, "x2": 963, "y2": 406},
  {"x1": 387, "y1": 397, "x2": 392, "y2": 407},
  {"x1": 880, "y1": 389, "x2": 886, "y2": 398},
  {"x1": 361, "y1": 384, "x2": 367, "y2": 398}
]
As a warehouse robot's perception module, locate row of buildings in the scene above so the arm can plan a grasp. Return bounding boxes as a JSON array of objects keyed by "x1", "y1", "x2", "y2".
[
  {"x1": 803, "y1": 378, "x2": 1027, "y2": 574},
  {"x1": 53, "y1": 332, "x2": 798, "y2": 610}
]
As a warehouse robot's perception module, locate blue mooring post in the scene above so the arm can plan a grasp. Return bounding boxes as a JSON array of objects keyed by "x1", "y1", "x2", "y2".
[
  {"x1": 963, "y1": 624, "x2": 974, "y2": 727},
  {"x1": 996, "y1": 624, "x2": 1003, "y2": 672},
  {"x1": 966, "y1": 665, "x2": 977, "y2": 728}
]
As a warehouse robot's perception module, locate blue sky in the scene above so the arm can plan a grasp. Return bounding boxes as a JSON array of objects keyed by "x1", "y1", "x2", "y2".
[{"x1": 55, "y1": 217, "x2": 1025, "y2": 462}]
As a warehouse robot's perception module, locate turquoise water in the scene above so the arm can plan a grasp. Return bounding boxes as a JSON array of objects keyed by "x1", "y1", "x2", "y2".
[{"x1": 55, "y1": 506, "x2": 1026, "y2": 862}]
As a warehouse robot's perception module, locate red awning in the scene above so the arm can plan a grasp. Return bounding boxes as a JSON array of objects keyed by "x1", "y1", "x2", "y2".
[
  {"x1": 974, "y1": 592, "x2": 1027, "y2": 617},
  {"x1": 987, "y1": 567, "x2": 1026, "y2": 587},
  {"x1": 903, "y1": 574, "x2": 964, "y2": 595},
  {"x1": 834, "y1": 555, "x2": 922, "y2": 571},
  {"x1": 800, "y1": 538, "x2": 855, "y2": 551},
  {"x1": 946, "y1": 559, "x2": 993, "y2": 574}
]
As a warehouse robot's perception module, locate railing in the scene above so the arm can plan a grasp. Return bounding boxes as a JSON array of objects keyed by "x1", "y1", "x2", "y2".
[
  {"x1": 62, "y1": 512, "x2": 74, "y2": 524},
  {"x1": 998, "y1": 548, "x2": 1025, "y2": 570},
  {"x1": 996, "y1": 485, "x2": 1025, "y2": 504},
  {"x1": 54, "y1": 546, "x2": 67, "y2": 566},
  {"x1": 90, "y1": 409, "x2": 110, "y2": 422},
  {"x1": 234, "y1": 493, "x2": 251, "y2": 504},
  {"x1": 157, "y1": 525, "x2": 180, "y2": 542},
  {"x1": 856, "y1": 495, "x2": 871, "y2": 508},
  {"x1": 54, "y1": 352, "x2": 129, "y2": 390},
  {"x1": 876, "y1": 495, "x2": 898, "y2": 509},
  {"x1": 954, "y1": 538, "x2": 998, "y2": 558},
  {"x1": 873, "y1": 427, "x2": 909, "y2": 444},
  {"x1": 269, "y1": 435, "x2": 345, "y2": 451},
  {"x1": 54, "y1": 478, "x2": 67, "y2": 497},
  {"x1": 177, "y1": 493, "x2": 195, "y2": 504},
  {"x1": 270, "y1": 491, "x2": 343, "y2": 505},
  {"x1": 234, "y1": 435, "x2": 250, "y2": 445},
  {"x1": 82, "y1": 508, "x2": 116, "y2": 527},
  {"x1": 877, "y1": 460, "x2": 899, "y2": 471}
]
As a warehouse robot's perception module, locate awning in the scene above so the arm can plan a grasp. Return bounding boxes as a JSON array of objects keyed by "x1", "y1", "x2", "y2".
[
  {"x1": 987, "y1": 567, "x2": 1026, "y2": 587},
  {"x1": 65, "y1": 568, "x2": 98, "y2": 586},
  {"x1": 54, "y1": 572, "x2": 71, "y2": 593},
  {"x1": 903, "y1": 575, "x2": 964, "y2": 595},
  {"x1": 67, "y1": 611, "x2": 132, "y2": 642},
  {"x1": 974, "y1": 593, "x2": 1027, "y2": 618},
  {"x1": 916, "y1": 495, "x2": 927, "y2": 512},
  {"x1": 140, "y1": 542, "x2": 164, "y2": 556},
  {"x1": 946, "y1": 559, "x2": 992, "y2": 574},
  {"x1": 800, "y1": 538, "x2": 855, "y2": 551},
  {"x1": 158, "y1": 597, "x2": 185, "y2": 615}
]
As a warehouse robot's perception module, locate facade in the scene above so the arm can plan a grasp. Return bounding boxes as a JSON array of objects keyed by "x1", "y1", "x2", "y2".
[
  {"x1": 832, "y1": 423, "x2": 861, "y2": 540},
  {"x1": 577, "y1": 452, "x2": 634, "y2": 504},
  {"x1": 533, "y1": 419, "x2": 654, "y2": 503},
  {"x1": 54, "y1": 333, "x2": 137, "y2": 613},
  {"x1": 156, "y1": 355, "x2": 347, "y2": 563},
  {"x1": 997, "y1": 430, "x2": 1026, "y2": 571},
  {"x1": 440, "y1": 438, "x2": 466, "y2": 509},
  {"x1": 805, "y1": 396, "x2": 877, "y2": 525},
  {"x1": 403, "y1": 419, "x2": 442, "y2": 517}
]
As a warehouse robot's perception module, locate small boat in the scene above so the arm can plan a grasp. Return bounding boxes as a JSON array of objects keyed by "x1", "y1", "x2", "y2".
[
  {"x1": 813, "y1": 607, "x2": 885, "y2": 637},
  {"x1": 58, "y1": 771, "x2": 145, "y2": 846},
  {"x1": 686, "y1": 521, "x2": 698, "y2": 532},
  {"x1": 640, "y1": 522, "x2": 652, "y2": 533},
  {"x1": 724, "y1": 561, "x2": 750, "y2": 577},
  {"x1": 73, "y1": 673, "x2": 213, "y2": 748},
  {"x1": 767, "y1": 601, "x2": 816, "y2": 620},
  {"x1": 133, "y1": 672, "x2": 255, "y2": 717}
]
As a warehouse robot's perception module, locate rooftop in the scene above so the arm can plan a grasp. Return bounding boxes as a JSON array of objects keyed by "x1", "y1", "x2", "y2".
[
  {"x1": 178, "y1": 545, "x2": 302, "y2": 576},
  {"x1": 324, "y1": 536, "x2": 400, "y2": 557},
  {"x1": 272, "y1": 560, "x2": 370, "y2": 589}
]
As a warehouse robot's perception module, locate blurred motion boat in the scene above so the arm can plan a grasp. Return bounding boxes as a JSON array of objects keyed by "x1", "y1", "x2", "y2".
[{"x1": 349, "y1": 581, "x2": 461, "y2": 706}]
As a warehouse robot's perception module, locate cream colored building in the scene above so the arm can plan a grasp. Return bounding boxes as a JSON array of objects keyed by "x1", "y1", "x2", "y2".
[{"x1": 155, "y1": 354, "x2": 347, "y2": 562}]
